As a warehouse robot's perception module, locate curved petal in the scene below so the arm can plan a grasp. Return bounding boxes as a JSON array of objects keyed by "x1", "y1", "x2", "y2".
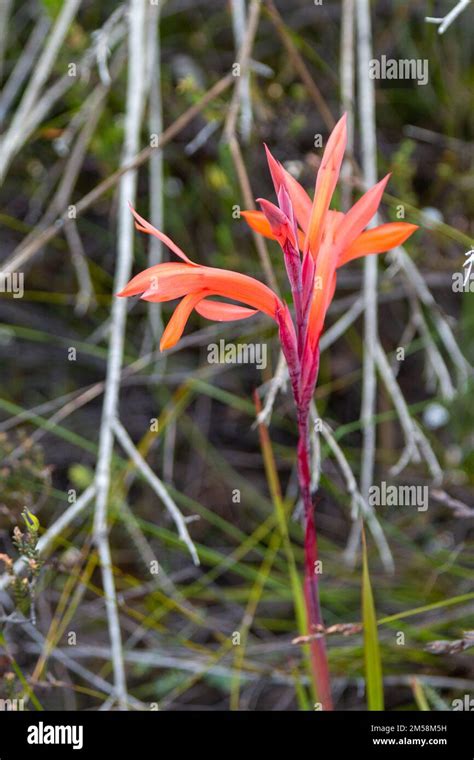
[
  {"x1": 334, "y1": 174, "x2": 390, "y2": 252},
  {"x1": 264, "y1": 143, "x2": 287, "y2": 195},
  {"x1": 242, "y1": 210, "x2": 306, "y2": 251},
  {"x1": 297, "y1": 228, "x2": 306, "y2": 250},
  {"x1": 160, "y1": 291, "x2": 207, "y2": 351},
  {"x1": 306, "y1": 211, "x2": 342, "y2": 347},
  {"x1": 117, "y1": 262, "x2": 193, "y2": 298},
  {"x1": 128, "y1": 204, "x2": 198, "y2": 266},
  {"x1": 241, "y1": 210, "x2": 275, "y2": 239},
  {"x1": 139, "y1": 265, "x2": 282, "y2": 319},
  {"x1": 307, "y1": 269, "x2": 337, "y2": 349},
  {"x1": 338, "y1": 222, "x2": 419, "y2": 266},
  {"x1": 257, "y1": 198, "x2": 297, "y2": 247},
  {"x1": 305, "y1": 113, "x2": 347, "y2": 257},
  {"x1": 195, "y1": 299, "x2": 257, "y2": 321},
  {"x1": 281, "y1": 168, "x2": 312, "y2": 232},
  {"x1": 263, "y1": 144, "x2": 312, "y2": 231},
  {"x1": 322, "y1": 210, "x2": 345, "y2": 245}
]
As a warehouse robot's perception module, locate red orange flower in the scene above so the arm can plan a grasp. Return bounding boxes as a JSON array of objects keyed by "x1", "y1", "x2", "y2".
[
  {"x1": 118, "y1": 116, "x2": 417, "y2": 362},
  {"x1": 117, "y1": 206, "x2": 293, "y2": 351},
  {"x1": 242, "y1": 114, "x2": 418, "y2": 349},
  {"x1": 118, "y1": 114, "x2": 418, "y2": 424},
  {"x1": 117, "y1": 114, "x2": 418, "y2": 710}
]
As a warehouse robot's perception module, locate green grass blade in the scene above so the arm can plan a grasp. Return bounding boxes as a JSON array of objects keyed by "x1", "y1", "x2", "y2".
[
  {"x1": 361, "y1": 527, "x2": 384, "y2": 711},
  {"x1": 411, "y1": 677, "x2": 431, "y2": 711}
]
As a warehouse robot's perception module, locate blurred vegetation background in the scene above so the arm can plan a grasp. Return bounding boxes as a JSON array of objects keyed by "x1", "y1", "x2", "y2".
[{"x1": 0, "y1": 0, "x2": 472, "y2": 711}]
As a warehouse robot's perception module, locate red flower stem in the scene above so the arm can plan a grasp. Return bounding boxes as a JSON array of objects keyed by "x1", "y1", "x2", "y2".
[
  {"x1": 282, "y1": 240, "x2": 305, "y2": 356},
  {"x1": 297, "y1": 413, "x2": 333, "y2": 711},
  {"x1": 280, "y1": 314, "x2": 332, "y2": 708}
]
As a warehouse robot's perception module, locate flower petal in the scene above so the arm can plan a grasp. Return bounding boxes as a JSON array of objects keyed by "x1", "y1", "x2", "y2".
[
  {"x1": 280, "y1": 168, "x2": 312, "y2": 232},
  {"x1": 139, "y1": 265, "x2": 281, "y2": 318},
  {"x1": 241, "y1": 210, "x2": 275, "y2": 239},
  {"x1": 195, "y1": 299, "x2": 257, "y2": 321},
  {"x1": 306, "y1": 211, "x2": 343, "y2": 347},
  {"x1": 264, "y1": 145, "x2": 313, "y2": 232},
  {"x1": 308, "y1": 269, "x2": 337, "y2": 348},
  {"x1": 117, "y1": 262, "x2": 193, "y2": 297},
  {"x1": 242, "y1": 209, "x2": 306, "y2": 251},
  {"x1": 338, "y1": 222, "x2": 419, "y2": 266},
  {"x1": 128, "y1": 204, "x2": 198, "y2": 266},
  {"x1": 257, "y1": 198, "x2": 297, "y2": 247},
  {"x1": 160, "y1": 291, "x2": 207, "y2": 351},
  {"x1": 305, "y1": 113, "x2": 347, "y2": 256},
  {"x1": 334, "y1": 174, "x2": 390, "y2": 252},
  {"x1": 264, "y1": 143, "x2": 287, "y2": 195}
]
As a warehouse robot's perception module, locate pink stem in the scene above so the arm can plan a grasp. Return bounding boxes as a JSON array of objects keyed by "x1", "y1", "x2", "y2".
[
  {"x1": 278, "y1": 302, "x2": 333, "y2": 708},
  {"x1": 297, "y1": 413, "x2": 333, "y2": 711}
]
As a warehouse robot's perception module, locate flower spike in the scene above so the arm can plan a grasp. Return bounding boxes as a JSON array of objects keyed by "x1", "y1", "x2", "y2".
[{"x1": 117, "y1": 113, "x2": 419, "y2": 712}]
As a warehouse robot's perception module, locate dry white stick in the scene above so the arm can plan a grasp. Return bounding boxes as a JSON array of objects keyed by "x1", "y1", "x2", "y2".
[
  {"x1": 52, "y1": 20, "x2": 126, "y2": 159},
  {"x1": 374, "y1": 339, "x2": 422, "y2": 473},
  {"x1": 0, "y1": 485, "x2": 95, "y2": 592},
  {"x1": 374, "y1": 340, "x2": 443, "y2": 483},
  {"x1": 116, "y1": 499, "x2": 198, "y2": 621},
  {"x1": 230, "y1": 0, "x2": 252, "y2": 142},
  {"x1": 0, "y1": 10, "x2": 125, "y2": 194},
  {"x1": 346, "y1": 0, "x2": 379, "y2": 564},
  {"x1": 317, "y1": 417, "x2": 394, "y2": 572},
  {"x1": 390, "y1": 316, "x2": 417, "y2": 377},
  {"x1": 390, "y1": 246, "x2": 471, "y2": 387},
  {"x1": 146, "y1": 0, "x2": 164, "y2": 347},
  {"x1": 408, "y1": 293, "x2": 455, "y2": 401},
  {"x1": 224, "y1": 0, "x2": 260, "y2": 141},
  {"x1": 10, "y1": 74, "x2": 73, "y2": 147},
  {"x1": 51, "y1": 84, "x2": 112, "y2": 210},
  {"x1": 357, "y1": 0, "x2": 379, "y2": 505},
  {"x1": 36, "y1": 486, "x2": 95, "y2": 553},
  {"x1": 0, "y1": 13, "x2": 51, "y2": 125},
  {"x1": 426, "y1": 0, "x2": 471, "y2": 33},
  {"x1": 0, "y1": 0, "x2": 82, "y2": 182},
  {"x1": 340, "y1": 0, "x2": 355, "y2": 211},
  {"x1": 113, "y1": 418, "x2": 199, "y2": 565},
  {"x1": 93, "y1": 0, "x2": 148, "y2": 711},
  {"x1": 64, "y1": 221, "x2": 96, "y2": 315},
  {"x1": 255, "y1": 350, "x2": 287, "y2": 426},
  {"x1": 320, "y1": 295, "x2": 363, "y2": 351},
  {"x1": 91, "y1": 5, "x2": 126, "y2": 85},
  {"x1": 25, "y1": 18, "x2": 124, "y2": 145},
  {"x1": 4, "y1": 52, "x2": 123, "y2": 276},
  {"x1": 185, "y1": 120, "x2": 220, "y2": 155},
  {"x1": 412, "y1": 421, "x2": 444, "y2": 485},
  {"x1": 319, "y1": 421, "x2": 361, "y2": 520},
  {"x1": 23, "y1": 626, "x2": 144, "y2": 710},
  {"x1": 0, "y1": 0, "x2": 13, "y2": 82},
  {"x1": 54, "y1": 81, "x2": 110, "y2": 157}
]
